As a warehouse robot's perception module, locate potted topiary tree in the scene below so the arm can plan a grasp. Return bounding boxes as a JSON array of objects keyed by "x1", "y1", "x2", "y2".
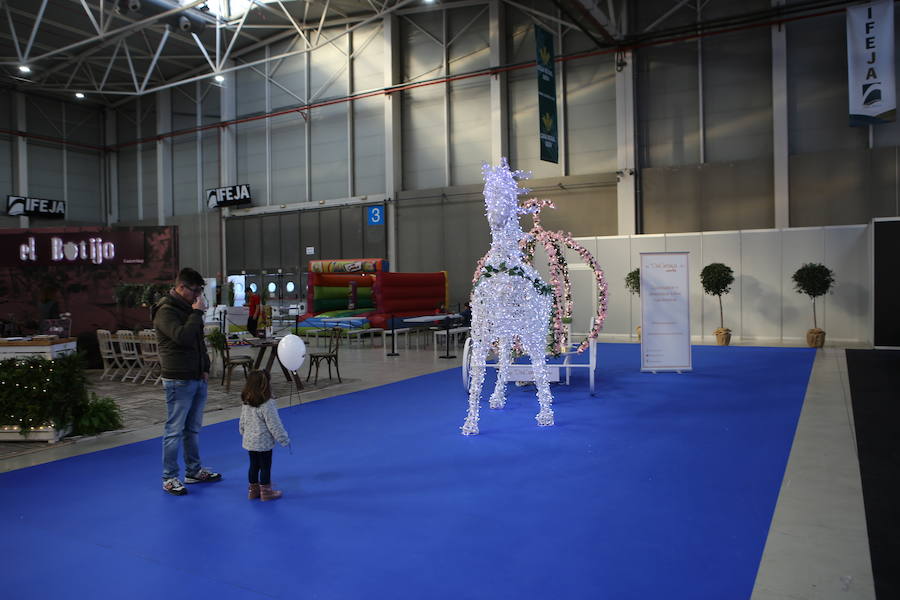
[
  {"x1": 701, "y1": 262, "x2": 735, "y2": 346},
  {"x1": 625, "y1": 268, "x2": 641, "y2": 341},
  {"x1": 792, "y1": 262, "x2": 835, "y2": 348}
]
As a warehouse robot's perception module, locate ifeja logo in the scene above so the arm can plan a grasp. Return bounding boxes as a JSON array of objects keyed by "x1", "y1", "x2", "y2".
[
  {"x1": 7, "y1": 195, "x2": 24, "y2": 216},
  {"x1": 862, "y1": 81, "x2": 883, "y2": 107},
  {"x1": 6, "y1": 195, "x2": 66, "y2": 218}
]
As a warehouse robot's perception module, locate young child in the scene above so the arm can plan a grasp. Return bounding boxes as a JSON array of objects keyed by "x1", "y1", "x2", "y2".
[{"x1": 239, "y1": 370, "x2": 291, "y2": 501}]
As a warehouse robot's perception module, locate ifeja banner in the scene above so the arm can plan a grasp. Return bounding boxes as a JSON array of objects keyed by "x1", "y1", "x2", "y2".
[{"x1": 847, "y1": 0, "x2": 895, "y2": 126}]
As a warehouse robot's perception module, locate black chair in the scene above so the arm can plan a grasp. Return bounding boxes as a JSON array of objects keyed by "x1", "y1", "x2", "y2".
[{"x1": 307, "y1": 328, "x2": 342, "y2": 384}]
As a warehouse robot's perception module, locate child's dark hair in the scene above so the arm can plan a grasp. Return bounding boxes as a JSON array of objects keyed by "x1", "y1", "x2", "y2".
[{"x1": 241, "y1": 370, "x2": 271, "y2": 407}]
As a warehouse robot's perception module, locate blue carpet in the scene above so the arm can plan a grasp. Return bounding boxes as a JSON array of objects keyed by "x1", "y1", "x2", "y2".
[{"x1": 0, "y1": 344, "x2": 815, "y2": 600}]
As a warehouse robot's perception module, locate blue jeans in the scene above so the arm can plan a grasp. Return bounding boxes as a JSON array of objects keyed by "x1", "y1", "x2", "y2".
[{"x1": 162, "y1": 378, "x2": 208, "y2": 480}]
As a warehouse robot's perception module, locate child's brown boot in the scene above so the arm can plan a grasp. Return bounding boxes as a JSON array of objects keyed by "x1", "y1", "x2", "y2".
[
  {"x1": 260, "y1": 484, "x2": 282, "y2": 501},
  {"x1": 248, "y1": 483, "x2": 261, "y2": 500}
]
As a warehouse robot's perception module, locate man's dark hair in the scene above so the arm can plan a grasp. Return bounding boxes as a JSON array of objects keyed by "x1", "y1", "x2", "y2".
[{"x1": 176, "y1": 267, "x2": 205, "y2": 288}]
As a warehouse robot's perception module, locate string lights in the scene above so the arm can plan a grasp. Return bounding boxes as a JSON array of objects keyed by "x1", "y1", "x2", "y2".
[
  {"x1": 474, "y1": 198, "x2": 609, "y2": 355},
  {"x1": 462, "y1": 159, "x2": 555, "y2": 435}
]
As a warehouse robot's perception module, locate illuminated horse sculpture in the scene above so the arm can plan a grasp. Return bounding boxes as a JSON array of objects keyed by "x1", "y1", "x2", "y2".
[{"x1": 461, "y1": 159, "x2": 554, "y2": 435}]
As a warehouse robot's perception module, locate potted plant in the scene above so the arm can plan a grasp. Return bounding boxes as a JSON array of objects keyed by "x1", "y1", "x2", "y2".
[
  {"x1": 701, "y1": 262, "x2": 735, "y2": 346},
  {"x1": 624, "y1": 268, "x2": 641, "y2": 340},
  {"x1": 792, "y1": 262, "x2": 835, "y2": 348}
]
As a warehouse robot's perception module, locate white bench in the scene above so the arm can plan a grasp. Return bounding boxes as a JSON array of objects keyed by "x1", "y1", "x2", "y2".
[{"x1": 345, "y1": 328, "x2": 384, "y2": 346}]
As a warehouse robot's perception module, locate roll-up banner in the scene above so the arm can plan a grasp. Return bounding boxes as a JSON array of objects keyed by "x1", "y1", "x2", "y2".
[
  {"x1": 848, "y1": 0, "x2": 896, "y2": 126},
  {"x1": 640, "y1": 252, "x2": 692, "y2": 373}
]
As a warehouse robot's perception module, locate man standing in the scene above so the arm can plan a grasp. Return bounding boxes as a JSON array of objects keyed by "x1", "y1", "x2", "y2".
[
  {"x1": 152, "y1": 267, "x2": 222, "y2": 495},
  {"x1": 246, "y1": 287, "x2": 261, "y2": 336}
]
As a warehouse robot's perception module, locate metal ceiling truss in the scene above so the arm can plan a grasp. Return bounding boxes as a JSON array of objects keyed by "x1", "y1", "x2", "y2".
[
  {"x1": 1, "y1": 0, "x2": 418, "y2": 103},
  {"x1": 0, "y1": 0, "x2": 859, "y2": 107}
]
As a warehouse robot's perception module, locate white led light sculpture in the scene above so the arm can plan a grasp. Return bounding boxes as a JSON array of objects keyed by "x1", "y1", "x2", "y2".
[{"x1": 462, "y1": 159, "x2": 554, "y2": 435}]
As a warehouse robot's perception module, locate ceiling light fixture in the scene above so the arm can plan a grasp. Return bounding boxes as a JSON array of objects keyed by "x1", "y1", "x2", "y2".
[
  {"x1": 214, "y1": 74, "x2": 225, "y2": 83},
  {"x1": 18, "y1": 65, "x2": 31, "y2": 74},
  {"x1": 75, "y1": 92, "x2": 85, "y2": 99}
]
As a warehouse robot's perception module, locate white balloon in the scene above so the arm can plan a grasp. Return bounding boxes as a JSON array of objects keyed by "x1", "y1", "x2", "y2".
[{"x1": 277, "y1": 334, "x2": 307, "y2": 372}]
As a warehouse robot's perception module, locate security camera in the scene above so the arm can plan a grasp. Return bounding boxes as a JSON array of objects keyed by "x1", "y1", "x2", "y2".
[
  {"x1": 128, "y1": 0, "x2": 141, "y2": 12},
  {"x1": 177, "y1": 15, "x2": 191, "y2": 31}
]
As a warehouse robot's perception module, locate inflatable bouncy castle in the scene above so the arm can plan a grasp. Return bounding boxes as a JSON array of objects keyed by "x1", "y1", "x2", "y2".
[
  {"x1": 369, "y1": 271, "x2": 447, "y2": 329},
  {"x1": 306, "y1": 258, "x2": 386, "y2": 314},
  {"x1": 297, "y1": 259, "x2": 447, "y2": 331}
]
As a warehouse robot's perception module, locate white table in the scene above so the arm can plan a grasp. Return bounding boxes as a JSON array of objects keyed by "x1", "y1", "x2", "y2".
[{"x1": 404, "y1": 314, "x2": 462, "y2": 359}]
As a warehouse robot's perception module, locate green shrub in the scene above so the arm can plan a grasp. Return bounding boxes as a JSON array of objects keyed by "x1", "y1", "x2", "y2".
[
  {"x1": 625, "y1": 268, "x2": 640, "y2": 296},
  {"x1": 74, "y1": 393, "x2": 124, "y2": 436},
  {"x1": 205, "y1": 329, "x2": 226, "y2": 352},
  {"x1": 701, "y1": 263, "x2": 735, "y2": 330},
  {"x1": 792, "y1": 263, "x2": 835, "y2": 329},
  {"x1": 0, "y1": 353, "x2": 89, "y2": 434}
]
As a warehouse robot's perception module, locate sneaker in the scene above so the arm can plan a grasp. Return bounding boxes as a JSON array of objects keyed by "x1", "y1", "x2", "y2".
[
  {"x1": 184, "y1": 468, "x2": 222, "y2": 484},
  {"x1": 163, "y1": 477, "x2": 187, "y2": 496}
]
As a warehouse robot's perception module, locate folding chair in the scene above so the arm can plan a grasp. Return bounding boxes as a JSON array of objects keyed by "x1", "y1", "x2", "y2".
[
  {"x1": 138, "y1": 330, "x2": 162, "y2": 385},
  {"x1": 97, "y1": 329, "x2": 123, "y2": 381},
  {"x1": 115, "y1": 330, "x2": 143, "y2": 383}
]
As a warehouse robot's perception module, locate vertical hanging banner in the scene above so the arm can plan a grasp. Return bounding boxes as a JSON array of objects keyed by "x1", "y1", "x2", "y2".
[
  {"x1": 847, "y1": 0, "x2": 896, "y2": 126},
  {"x1": 640, "y1": 252, "x2": 692, "y2": 373},
  {"x1": 535, "y1": 26, "x2": 559, "y2": 163}
]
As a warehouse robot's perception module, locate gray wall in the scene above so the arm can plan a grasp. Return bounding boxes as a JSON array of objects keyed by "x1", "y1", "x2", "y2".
[
  {"x1": 3, "y1": 2, "x2": 900, "y2": 300},
  {"x1": 0, "y1": 92, "x2": 104, "y2": 228}
]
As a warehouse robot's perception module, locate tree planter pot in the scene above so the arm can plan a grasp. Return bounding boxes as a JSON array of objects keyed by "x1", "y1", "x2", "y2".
[
  {"x1": 0, "y1": 423, "x2": 72, "y2": 443},
  {"x1": 806, "y1": 328, "x2": 826, "y2": 348},
  {"x1": 714, "y1": 328, "x2": 732, "y2": 346}
]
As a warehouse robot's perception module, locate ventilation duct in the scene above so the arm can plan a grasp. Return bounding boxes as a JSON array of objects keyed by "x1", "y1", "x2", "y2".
[{"x1": 116, "y1": 0, "x2": 207, "y2": 34}]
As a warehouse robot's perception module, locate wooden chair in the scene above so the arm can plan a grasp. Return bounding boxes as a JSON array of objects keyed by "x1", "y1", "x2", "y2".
[
  {"x1": 307, "y1": 328, "x2": 342, "y2": 384},
  {"x1": 216, "y1": 339, "x2": 253, "y2": 392},
  {"x1": 138, "y1": 330, "x2": 162, "y2": 385},
  {"x1": 203, "y1": 325, "x2": 221, "y2": 378},
  {"x1": 97, "y1": 329, "x2": 123, "y2": 381},
  {"x1": 115, "y1": 330, "x2": 143, "y2": 383}
]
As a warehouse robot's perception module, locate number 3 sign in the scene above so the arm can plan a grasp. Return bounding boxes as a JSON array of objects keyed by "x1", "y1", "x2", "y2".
[{"x1": 367, "y1": 205, "x2": 384, "y2": 226}]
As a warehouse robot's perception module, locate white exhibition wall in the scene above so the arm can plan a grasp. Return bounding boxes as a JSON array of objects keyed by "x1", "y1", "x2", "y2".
[{"x1": 545, "y1": 225, "x2": 869, "y2": 344}]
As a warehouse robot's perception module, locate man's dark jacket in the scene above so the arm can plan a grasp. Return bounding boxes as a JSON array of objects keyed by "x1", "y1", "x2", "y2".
[{"x1": 151, "y1": 292, "x2": 210, "y2": 380}]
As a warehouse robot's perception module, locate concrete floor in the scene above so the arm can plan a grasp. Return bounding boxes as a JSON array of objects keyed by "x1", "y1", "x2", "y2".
[{"x1": 0, "y1": 339, "x2": 876, "y2": 600}]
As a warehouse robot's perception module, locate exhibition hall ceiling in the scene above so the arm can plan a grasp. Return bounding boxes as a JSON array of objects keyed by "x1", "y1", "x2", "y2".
[{"x1": 0, "y1": 0, "x2": 863, "y2": 106}]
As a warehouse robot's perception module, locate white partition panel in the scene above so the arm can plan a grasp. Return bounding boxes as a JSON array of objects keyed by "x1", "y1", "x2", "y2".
[
  {"x1": 570, "y1": 268, "x2": 596, "y2": 338},
  {"x1": 563, "y1": 236, "x2": 597, "y2": 336},
  {"x1": 823, "y1": 225, "x2": 868, "y2": 342},
  {"x1": 782, "y1": 227, "x2": 825, "y2": 341},
  {"x1": 591, "y1": 226, "x2": 871, "y2": 345},
  {"x1": 596, "y1": 235, "x2": 631, "y2": 336},
  {"x1": 666, "y1": 233, "x2": 703, "y2": 339},
  {"x1": 740, "y1": 229, "x2": 783, "y2": 341},
  {"x1": 700, "y1": 231, "x2": 741, "y2": 340},
  {"x1": 630, "y1": 234, "x2": 666, "y2": 334}
]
